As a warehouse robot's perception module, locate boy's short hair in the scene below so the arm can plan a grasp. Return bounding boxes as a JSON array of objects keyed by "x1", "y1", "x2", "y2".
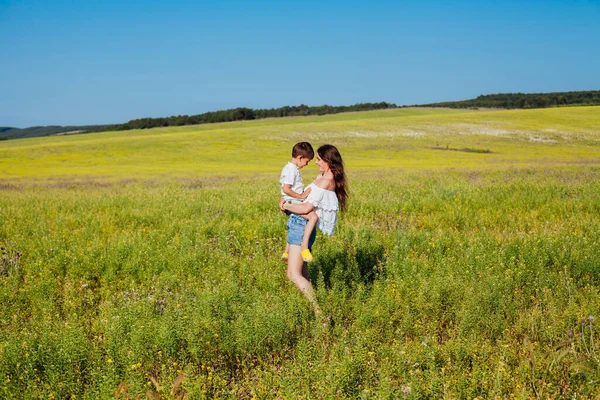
[{"x1": 292, "y1": 142, "x2": 314, "y2": 159}]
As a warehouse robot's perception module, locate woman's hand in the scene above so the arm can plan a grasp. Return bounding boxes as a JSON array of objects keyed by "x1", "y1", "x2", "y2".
[{"x1": 279, "y1": 197, "x2": 286, "y2": 212}]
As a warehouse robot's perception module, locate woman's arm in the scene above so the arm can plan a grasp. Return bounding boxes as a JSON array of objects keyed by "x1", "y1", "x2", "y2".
[{"x1": 283, "y1": 201, "x2": 315, "y2": 215}]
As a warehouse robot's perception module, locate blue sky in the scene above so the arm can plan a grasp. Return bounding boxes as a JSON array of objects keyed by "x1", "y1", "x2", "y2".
[{"x1": 1, "y1": 0, "x2": 599, "y2": 128}]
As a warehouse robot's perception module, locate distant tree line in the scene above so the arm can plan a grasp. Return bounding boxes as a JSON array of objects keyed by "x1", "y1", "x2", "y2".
[
  {"x1": 108, "y1": 102, "x2": 397, "y2": 131},
  {"x1": 4, "y1": 91, "x2": 599, "y2": 140},
  {"x1": 0, "y1": 125, "x2": 112, "y2": 140},
  {"x1": 415, "y1": 90, "x2": 600, "y2": 109}
]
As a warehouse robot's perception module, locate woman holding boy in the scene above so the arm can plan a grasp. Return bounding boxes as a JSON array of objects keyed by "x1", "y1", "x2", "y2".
[{"x1": 280, "y1": 144, "x2": 348, "y2": 321}]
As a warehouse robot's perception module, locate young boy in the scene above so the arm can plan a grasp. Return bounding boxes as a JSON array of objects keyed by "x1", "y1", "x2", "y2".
[{"x1": 280, "y1": 142, "x2": 319, "y2": 262}]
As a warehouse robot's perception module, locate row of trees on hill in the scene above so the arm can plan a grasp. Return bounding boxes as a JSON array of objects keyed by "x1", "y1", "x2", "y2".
[
  {"x1": 110, "y1": 102, "x2": 397, "y2": 131},
  {"x1": 0, "y1": 125, "x2": 112, "y2": 140},
  {"x1": 416, "y1": 90, "x2": 600, "y2": 109}
]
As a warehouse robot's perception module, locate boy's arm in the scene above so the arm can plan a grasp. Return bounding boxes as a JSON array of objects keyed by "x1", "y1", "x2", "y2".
[{"x1": 282, "y1": 184, "x2": 311, "y2": 199}]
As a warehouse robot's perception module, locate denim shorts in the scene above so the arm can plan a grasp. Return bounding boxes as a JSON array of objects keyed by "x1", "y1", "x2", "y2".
[{"x1": 287, "y1": 214, "x2": 317, "y2": 249}]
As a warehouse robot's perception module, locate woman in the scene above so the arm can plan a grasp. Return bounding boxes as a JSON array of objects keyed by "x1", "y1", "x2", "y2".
[{"x1": 280, "y1": 144, "x2": 348, "y2": 321}]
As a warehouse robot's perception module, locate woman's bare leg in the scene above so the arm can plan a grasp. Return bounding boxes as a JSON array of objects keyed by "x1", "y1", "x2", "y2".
[{"x1": 286, "y1": 244, "x2": 322, "y2": 317}]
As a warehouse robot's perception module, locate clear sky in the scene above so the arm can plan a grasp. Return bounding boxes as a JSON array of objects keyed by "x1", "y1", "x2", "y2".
[{"x1": 1, "y1": 0, "x2": 599, "y2": 128}]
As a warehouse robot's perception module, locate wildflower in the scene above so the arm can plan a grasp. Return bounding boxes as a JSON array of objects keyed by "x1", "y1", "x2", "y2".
[
  {"x1": 588, "y1": 316, "x2": 595, "y2": 323},
  {"x1": 568, "y1": 330, "x2": 573, "y2": 337},
  {"x1": 401, "y1": 385, "x2": 412, "y2": 398}
]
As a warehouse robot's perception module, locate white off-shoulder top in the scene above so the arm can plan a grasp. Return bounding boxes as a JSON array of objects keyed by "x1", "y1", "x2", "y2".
[{"x1": 304, "y1": 183, "x2": 339, "y2": 235}]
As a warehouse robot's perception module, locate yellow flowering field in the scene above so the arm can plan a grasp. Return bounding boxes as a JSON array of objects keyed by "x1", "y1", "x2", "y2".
[{"x1": 1, "y1": 106, "x2": 599, "y2": 398}]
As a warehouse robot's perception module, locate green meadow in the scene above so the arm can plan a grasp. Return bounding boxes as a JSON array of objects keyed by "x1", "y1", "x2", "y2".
[{"x1": 1, "y1": 107, "x2": 599, "y2": 398}]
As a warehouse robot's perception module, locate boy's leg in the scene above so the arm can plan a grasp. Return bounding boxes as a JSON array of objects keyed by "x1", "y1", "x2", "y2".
[
  {"x1": 282, "y1": 215, "x2": 292, "y2": 261},
  {"x1": 300, "y1": 212, "x2": 318, "y2": 262},
  {"x1": 282, "y1": 242, "x2": 290, "y2": 261}
]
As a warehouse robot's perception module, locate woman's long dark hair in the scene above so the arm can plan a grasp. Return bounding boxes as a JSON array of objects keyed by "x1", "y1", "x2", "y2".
[{"x1": 318, "y1": 144, "x2": 348, "y2": 211}]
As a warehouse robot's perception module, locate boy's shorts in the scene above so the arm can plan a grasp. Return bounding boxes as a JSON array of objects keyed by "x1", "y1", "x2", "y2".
[{"x1": 286, "y1": 214, "x2": 317, "y2": 249}]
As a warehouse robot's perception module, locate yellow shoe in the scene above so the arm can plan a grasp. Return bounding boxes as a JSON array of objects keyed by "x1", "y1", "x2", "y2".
[
  {"x1": 281, "y1": 252, "x2": 288, "y2": 261},
  {"x1": 301, "y1": 249, "x2": 313, "y2": 262}
]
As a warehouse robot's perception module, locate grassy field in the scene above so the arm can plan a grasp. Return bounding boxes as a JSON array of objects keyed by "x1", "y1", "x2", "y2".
[
  {"x1": 1, "y1": 106, "x2": 598, "y2": 183},
  {"x1": 1, "y1": 107, "x2": 599, "y2": 398}
]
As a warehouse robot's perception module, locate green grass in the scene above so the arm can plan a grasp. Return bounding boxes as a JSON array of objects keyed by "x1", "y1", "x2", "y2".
[{"x1": 1, "y1": 107, "x2": 599, "y2": 398}]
